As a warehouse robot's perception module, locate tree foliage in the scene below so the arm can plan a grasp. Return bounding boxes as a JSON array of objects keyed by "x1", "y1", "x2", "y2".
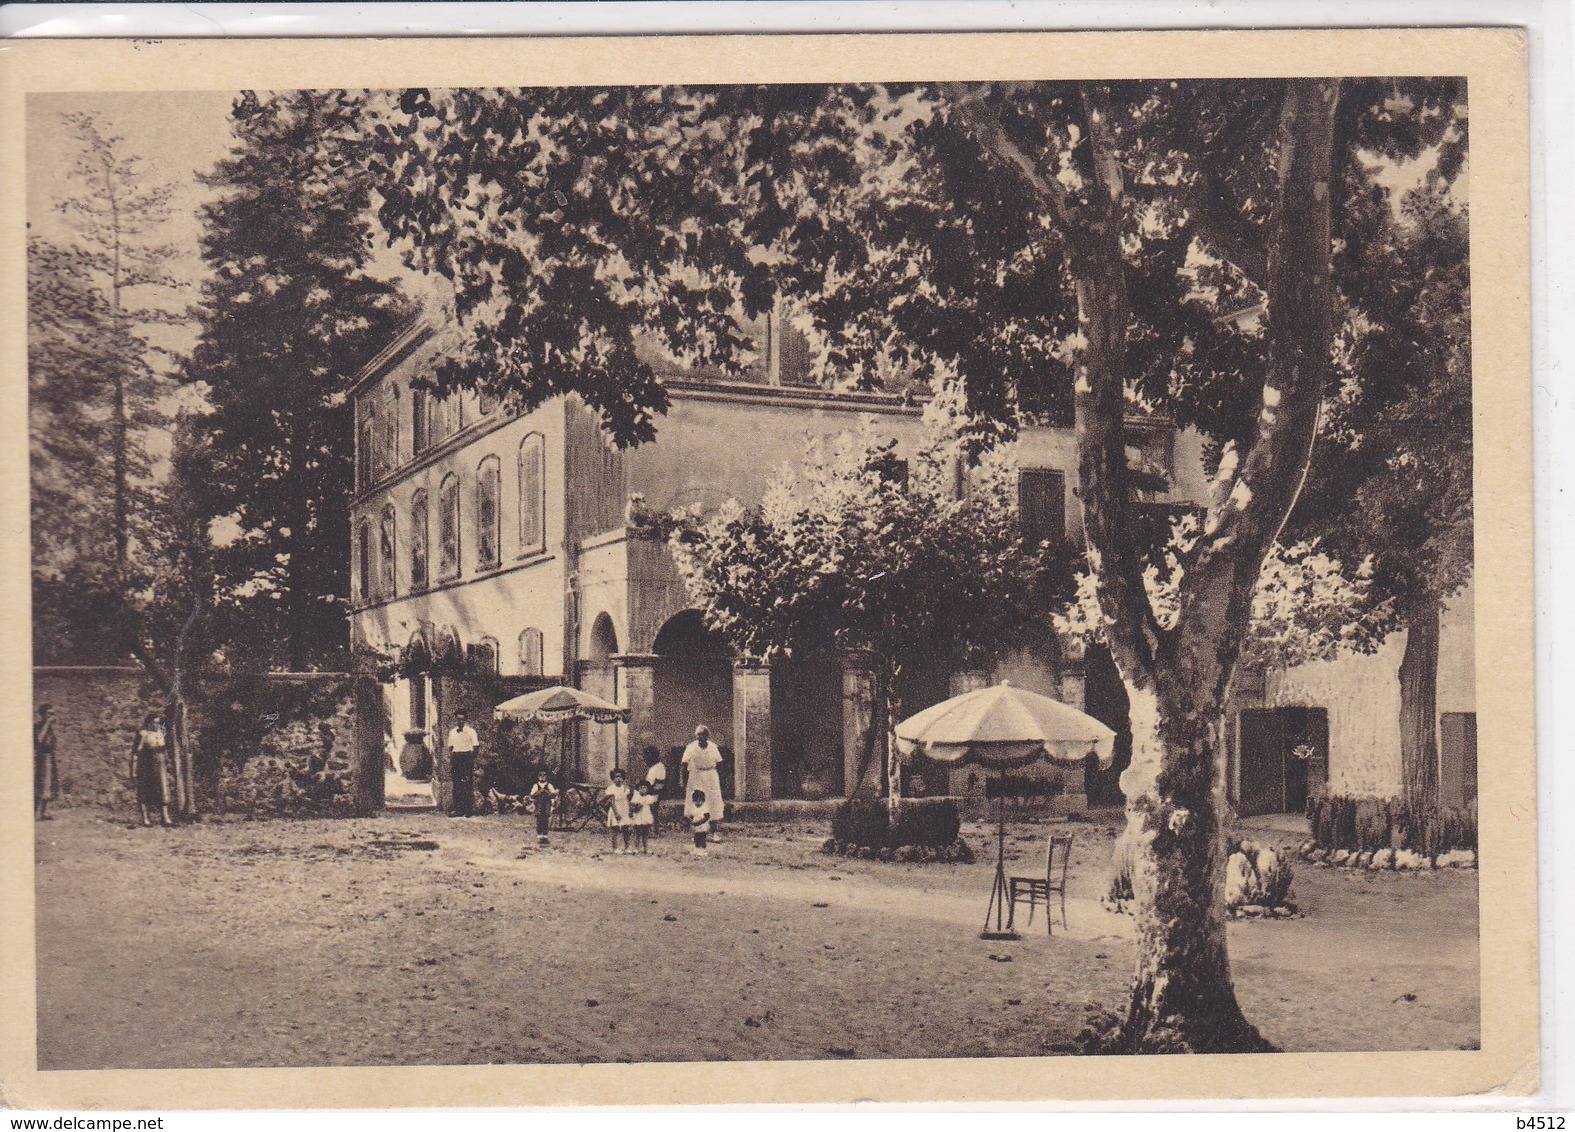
[
  {"x1": 28, "y1": 112, "x2": 188, "y2": 673},
  {"x1": 182, "y1": 90, "x2": 408, "y2": 671},
  {"x1": 365, "y1": 76, "x2": 1468, "y2": 1052},
  {"x1": 648, "y1": 415, "x2": 1071, "y2": 673}
]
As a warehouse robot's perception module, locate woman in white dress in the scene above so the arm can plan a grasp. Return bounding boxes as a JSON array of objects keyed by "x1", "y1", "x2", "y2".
[{"x1": 681, "y1": 725, "x2": 726, "y2": 843}]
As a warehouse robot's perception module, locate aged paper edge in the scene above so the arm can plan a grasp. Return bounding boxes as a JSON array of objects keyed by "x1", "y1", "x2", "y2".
[{"x1": 0, "y1": 27, "x2": 1535, "y2": 1109}]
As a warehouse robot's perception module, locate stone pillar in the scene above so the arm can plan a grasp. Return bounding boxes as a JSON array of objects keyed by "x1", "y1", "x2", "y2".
[
  {"x1": 732, "y1": 660, "x2": 773, "y2": 802},
  {"x1": 841, "y1": 649, "x2": 883, "y2": 798},
  {"x1": 946, "y1": 670, "x2": 992, "y2": 799},
  {"x1": 613, "y1": 653, "x2": 659, "y2": 785},
  {"x1": 350, "y1": 675, "x2": 387, "y2": 816}
]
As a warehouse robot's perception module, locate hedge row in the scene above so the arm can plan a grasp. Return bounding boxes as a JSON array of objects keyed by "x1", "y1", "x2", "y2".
[
  {"x1": 1306, "y1": 794, "x2": 1476, "y2": 855},
  {"x1": 830, "y1": 797, "x2": 962, "y2": 849}
]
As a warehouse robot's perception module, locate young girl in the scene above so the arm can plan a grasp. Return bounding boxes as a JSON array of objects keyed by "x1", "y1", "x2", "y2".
[
  {"x1": 627, "y1": 783, "x2": 655, "y2": 854},
  {"x1": 641, "y1": 746, "x2": 667, "y2": 836},
  {"x1": 602, "y1": 769, "x2": 634, "y2": 854},
  {"x1": 686, "y1": 788, "x2": 711, "y2": 856},
  {"x1": 528, "y1": 769, "x2": 558, "y2": 846}
]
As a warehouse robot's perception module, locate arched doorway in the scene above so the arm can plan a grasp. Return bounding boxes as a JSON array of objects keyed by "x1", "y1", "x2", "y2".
[
  {"x1": 580, "y1": 613, "x2": 621, "y2": 781},
  {"x1": 652, "y1": 610, "x2": 735, "y2": 798}
]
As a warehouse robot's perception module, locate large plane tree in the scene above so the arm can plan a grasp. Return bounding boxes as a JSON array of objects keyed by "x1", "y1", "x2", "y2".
[{"x1": 368, "y1": 77, "x2": 1466, "y2": 1052}]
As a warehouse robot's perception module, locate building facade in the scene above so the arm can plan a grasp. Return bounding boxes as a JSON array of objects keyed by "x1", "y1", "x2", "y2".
[
  {"x1": 1228, "y1": 577, "x2": 1477, "y2": 816},
  {"x1": 345, "y1": 316, "x2": 1473, "y2": 817},
  {"x1": 345, "y1": 316, "x2": 1210, "y2": 807}
]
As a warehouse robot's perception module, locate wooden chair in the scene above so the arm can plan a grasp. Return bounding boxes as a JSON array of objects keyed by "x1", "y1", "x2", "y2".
[{"x1": 1008, "y1": 832, "x2": 1073, "y2": 935}]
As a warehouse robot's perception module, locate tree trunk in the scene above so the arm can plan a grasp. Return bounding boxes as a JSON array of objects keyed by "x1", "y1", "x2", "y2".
[
  {"x1": 952, "y1": 77, "x2": 1338, "y2": 1053},
  {"x1": 1112, "y1": 677, "x2": 1274, "y2": 1053},
  {"x1": 1398, "y1": 595, "x2": 1441, "y2": 815}
]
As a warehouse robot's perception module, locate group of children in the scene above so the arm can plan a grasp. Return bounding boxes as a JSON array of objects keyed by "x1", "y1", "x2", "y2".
[{"x1": 523, "y1": 747, "x2": 716, "y2": 856}]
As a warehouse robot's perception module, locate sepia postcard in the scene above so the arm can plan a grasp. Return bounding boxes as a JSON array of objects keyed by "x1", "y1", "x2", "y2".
[{"x1": 0, "y1": 27, "x2": 1535, "y2": 1109}]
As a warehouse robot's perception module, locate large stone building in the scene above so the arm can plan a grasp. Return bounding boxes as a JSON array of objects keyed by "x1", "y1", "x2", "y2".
[
  {"x1": 344, "y1": 313, "x2": 1206, "y2": 807},
  {"x1": 345, "y1": 313, "x2": 1476, "y2": 818}
]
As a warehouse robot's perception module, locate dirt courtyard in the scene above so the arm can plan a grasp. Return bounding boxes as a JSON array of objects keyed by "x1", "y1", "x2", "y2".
[{"x1": 34, "y1": 808, "x2": 1479, "y2": 1069}]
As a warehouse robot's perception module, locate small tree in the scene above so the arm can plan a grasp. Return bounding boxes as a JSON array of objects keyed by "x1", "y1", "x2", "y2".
[
  {"x1": 29, "y1": 112, "x2": 206, "y2": 810},
  {"x1": 643, "y1": 415, "x2": 1072, "y2": 802}
]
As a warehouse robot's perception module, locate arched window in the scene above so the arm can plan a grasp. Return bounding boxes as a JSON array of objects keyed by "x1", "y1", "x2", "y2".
[
  {"x1": 476, "y1": 455, "x2": 501, "y2": 569},
  {"x1": 356, "y1": 519, "x2": 372, "y2": 602},
  {"x1": 438, "y1": 474, "x2": 460, "y2": 579},
  {"x1": 378, "y1": 504, "x2": 397, "y2": 598},
  {"x1": 409, "y1": 490, "x2": 429, "y2": 591},
  {"x1": 518, "y1": 627, "x2": 545, "y2": 676},
  {"x1": 469, "y1": 635, "x2": 499, "y2": 675},
  {"x1": 358, "y1": 410, "x2": 375, "y2": 489},
  {"x1": 411, "y1": 387, "x2": 430, "y2": 456},
  {"x1": 384, "y1": 385, "x2": 400, "y2": 470},
  {"x1": 518, "y1": 432, "x2": 545, "y2": 554}
]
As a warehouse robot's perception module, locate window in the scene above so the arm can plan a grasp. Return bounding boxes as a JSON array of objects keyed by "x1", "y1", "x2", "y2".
[
  {"x1": 477, "y1": 455, "x2": 501, "y2": 569},
  {"x1": 479, "y1": 387, "x2": 500, "y2": 416},
  {"x1": 469, "y1": 636, "x2": 499, "y2": 675},
  {"x1": 438, "y1": 474, "x2": 460, "y2": 579},
  {"x1": 357, "y1": 520, "x2": 372, "y2": 602},
  {"x1": 409, "y1": 490, "x2": 429, "y2": 591},
  {"x1": 358, "y1": 411, "x2": 375, "y2": 490},
  {"x1": 411, "y1": 387, "x2": 430, "y2": 455},
  {"x1": 378, "y1": 504, "x2": 397, "y2": 598},
  {"x1": 518, "y1": 432, "x2": 545, "y2": 554},
  {"x1": 384, "y1": 386, "x2": 400, "y2": 471},
  {"x1": 518, "y1": 627, "x2": 545, "y2": 676},
  {"x1": 1018, "y1": 468, "x2": 1067, "y2": 546}
]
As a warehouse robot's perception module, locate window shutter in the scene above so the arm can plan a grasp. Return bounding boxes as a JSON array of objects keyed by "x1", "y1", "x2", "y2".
[{"x1": 1018, "y1": 469, "x2": 1067, "y2": 545}]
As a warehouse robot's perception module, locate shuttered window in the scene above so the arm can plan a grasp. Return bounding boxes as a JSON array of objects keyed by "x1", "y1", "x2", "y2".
[
  {"x1": 410, "y1": 490, "x2": 429, "y2": 591},
  {"x1": 438, "y1": 474, "x2": 460, "y2": 579},
  {"x1": 1018, "y1": 468, "x2": 1066, "y2": 546},
  {"x1": 518, "y1": 432, "x2": 545, "y2": 554},
  {"x1": 477, "y1": 456, "x2": 501, "y2": 569}
]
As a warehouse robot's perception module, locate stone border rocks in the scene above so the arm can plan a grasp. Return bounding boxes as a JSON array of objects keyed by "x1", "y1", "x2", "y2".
[{"x1": 1295, "y1": 841, "x2": 1477, "y2": 871}]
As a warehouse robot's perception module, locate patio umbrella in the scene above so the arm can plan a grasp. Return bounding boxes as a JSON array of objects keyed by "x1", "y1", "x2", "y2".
[
  {"x1": 494, "y1": 685, "x2": 628, "y2": 723},
  {"x1": 494, "y1": 686, "x2": 630, "y2": 778},
  {"x1": 894, "y1": 682, "x2": 1116, "y2": 939}
]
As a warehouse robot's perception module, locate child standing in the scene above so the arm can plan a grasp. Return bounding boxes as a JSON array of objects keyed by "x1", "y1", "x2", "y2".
[
  {"x1": 641, "y1": 746, "x2": 667, "y2": 836},
  {"x1": 529, "y1": 770, "x2": 558, "y2": 846},
  {"x1": 602, "y1": 769, "x2": 634, "y2": 854},
  {"x1": 627, "y1": 784, "x2": 655, "y2": 854},
  {"x1": 686, "y1": 788, "x2": 711, "y2": 856}
]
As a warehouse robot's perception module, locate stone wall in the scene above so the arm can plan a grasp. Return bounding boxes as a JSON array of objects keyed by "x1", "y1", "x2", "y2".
[
  {"x1": 1259, "y1": 578, "x2": 1475, "y2": 799},
  {"x1": 33, "y1": 667, "x2": 161, "y2": 809},
  {"x1": 32, "y1": 667, "x2": 357, "y2": 817}
]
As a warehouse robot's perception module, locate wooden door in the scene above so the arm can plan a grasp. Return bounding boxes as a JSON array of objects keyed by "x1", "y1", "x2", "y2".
[{"x1": 1237, "y1": 709, "x2": 1287, "y2": 817}]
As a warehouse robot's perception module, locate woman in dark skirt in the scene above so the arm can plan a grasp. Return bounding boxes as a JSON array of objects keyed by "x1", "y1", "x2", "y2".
[{"x1": 129, "y1": 711, "x2": 172, "y2": 827}]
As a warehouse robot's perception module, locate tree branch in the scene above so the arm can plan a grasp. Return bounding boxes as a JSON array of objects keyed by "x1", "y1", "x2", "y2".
[
  {"x1": 942, "y1": 81, "x2": 1163, "y2": 680},
  {"x1": 1068, "y1": 84, "x2": 1166, "y2": 679},
  {"x1": 1184, "y1": 168, "x2": 1270, "y2": 285},
  {"x1": 1176, "y1": 79, "x2": 1343, "y2": 698},
  {"x1": 940, "y1": 83, "x2": 1075, "y2": 231}
]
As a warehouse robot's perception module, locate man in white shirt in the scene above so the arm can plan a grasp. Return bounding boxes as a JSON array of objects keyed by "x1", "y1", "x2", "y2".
[{"x1": 446, "y1": 710, "x2": 480, "y2": 817}]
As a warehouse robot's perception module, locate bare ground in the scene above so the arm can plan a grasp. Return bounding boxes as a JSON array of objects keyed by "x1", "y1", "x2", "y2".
[{"x1": 33, "y1": 808, "x2": 1478, "y2": 1069}]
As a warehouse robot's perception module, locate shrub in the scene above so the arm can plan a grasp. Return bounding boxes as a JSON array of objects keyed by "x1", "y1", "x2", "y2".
[
  {"x1": 1307, "y1": 794, "x2": 1476, "y2": 855},
  {"x1": 831, "y1": 797, "x2": 963, "y2": 849}
]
